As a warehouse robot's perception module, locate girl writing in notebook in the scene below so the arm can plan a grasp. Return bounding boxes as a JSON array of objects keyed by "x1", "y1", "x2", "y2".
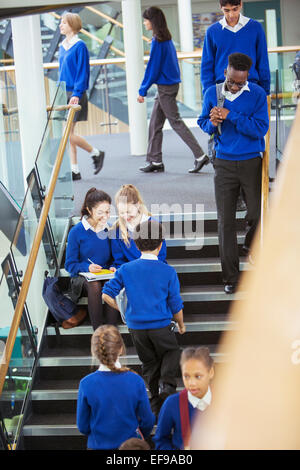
[
  {"x1": 154, "y1": 346, "x2": 214, "y2": 450},
  {"x1": 65, "y1": 188, "x2": 119, "y2": 329}
]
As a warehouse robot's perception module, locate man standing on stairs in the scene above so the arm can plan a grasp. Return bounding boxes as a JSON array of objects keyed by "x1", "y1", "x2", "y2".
[
  {"x1": 197, "y1": 53, "x2": 269, "y2": 294},
  {"x1": 59, "y1": 12, "x2": 105, "y2": 181},
  {"x1": 200, "y1": 0, "x2": 271, "y2": 210}
]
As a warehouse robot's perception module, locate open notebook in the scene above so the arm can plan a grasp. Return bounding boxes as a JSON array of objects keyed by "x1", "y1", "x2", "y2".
[{"x1": 79, "y1": 269, "x2": 115, "y2": 282}]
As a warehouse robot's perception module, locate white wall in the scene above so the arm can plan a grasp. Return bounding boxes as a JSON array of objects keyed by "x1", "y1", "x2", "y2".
[{"x1": 141, "y1": 0, "x2": 300, "y2": 46}]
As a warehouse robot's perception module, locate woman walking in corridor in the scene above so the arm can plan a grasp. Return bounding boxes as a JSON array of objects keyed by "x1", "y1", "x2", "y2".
[{"x1": 137, "y1": 6, "x2": 209, "y2": 174}]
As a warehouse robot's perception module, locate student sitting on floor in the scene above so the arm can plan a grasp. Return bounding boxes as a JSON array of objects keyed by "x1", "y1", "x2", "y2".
[
  {"x1": 76, "y1": 325, "x2": 155, "y2": 450},
  {"x1": 103, "y1": 219, "x2": 186, "y2": 416},
  {"x1": 154, "y1": 346, "x2": 214, "y2": 450}
]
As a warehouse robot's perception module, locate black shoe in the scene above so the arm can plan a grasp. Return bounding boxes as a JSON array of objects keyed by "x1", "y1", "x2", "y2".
[
  {"x1": 224, "y1": 283, "x2": 237, "y2": 295},
  {"x1": 92, "y1": 151, "x2": 105, "y2": 175},
  {"x1": 139, "y1": 162, "x2": 165, "y2": 173},
  {"x1": 72, "y1": 171, "x2": 81, "y2": 181},
  {"x1": 188, "y1": 154, "x2": 210, "y2": 173}
]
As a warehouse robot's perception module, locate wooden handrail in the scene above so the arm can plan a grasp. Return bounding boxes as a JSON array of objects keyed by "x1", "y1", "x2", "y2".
[
  {"x1": 50, "y1": 11, "x2": 125, "y2": 57},
  {"x1": 191, "y1": 100, "x2": 300, "y2": 449},
  {"x1": 261, "y1": 95, "x2": 272, "y2": 244},
  {"x1": 0, "y1": 104, "x2": 81, "y2": 397},
  {"x1": 85, "y1": 5, "x2": 151, "y2": 44},
  {"x1": 1, "y1": 45, "x2": 299, "y2": 71}
]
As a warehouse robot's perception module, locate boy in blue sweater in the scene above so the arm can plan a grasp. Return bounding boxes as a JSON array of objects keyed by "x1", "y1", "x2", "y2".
[
  {"x1": 102, "y1": 219, "x2": 186, "y2": 415},
  {"x1": 198, "y1": 53, "x2": 269, "y2": 294},
  {"x1": 201, "y1": 0, "x2": 270, "y2": 96}
]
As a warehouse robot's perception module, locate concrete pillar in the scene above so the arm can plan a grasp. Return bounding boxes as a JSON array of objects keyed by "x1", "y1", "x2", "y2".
[
  {"x1": 121, "y1": 0, "x2": 148, "y2": 155},
  {"x1": 177, "y1": 0, "x2": 196, "y2": 110},
  {"x1": 11, "y1": 14, "x2": 47, "y2": 182}
]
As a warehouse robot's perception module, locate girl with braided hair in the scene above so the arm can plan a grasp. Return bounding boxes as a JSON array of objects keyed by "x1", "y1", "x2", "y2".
[{"x1": 76, "y1": 325, "x2": 155, "y2": 449}]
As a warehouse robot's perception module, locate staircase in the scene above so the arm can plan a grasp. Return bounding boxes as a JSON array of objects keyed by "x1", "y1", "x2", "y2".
[{"x1": 21, "y1": 211, "x2": 247, "y2": 450}]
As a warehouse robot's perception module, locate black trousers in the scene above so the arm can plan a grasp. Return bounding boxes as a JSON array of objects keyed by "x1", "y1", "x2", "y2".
[
  {"x1": 83, "y1": 280, "x2": 120, "y2": 330},
  {"x1": 129, "y1": 325, "x2": 181, "y2": 399},
  {"x1": 214, "y1": 156, "x2": 262, "y2": 284}
]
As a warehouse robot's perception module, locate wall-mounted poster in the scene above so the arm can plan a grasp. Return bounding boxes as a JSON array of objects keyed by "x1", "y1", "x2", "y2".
[{"x1": 192, "y1": 12, "x2": 223, "y2": 49}]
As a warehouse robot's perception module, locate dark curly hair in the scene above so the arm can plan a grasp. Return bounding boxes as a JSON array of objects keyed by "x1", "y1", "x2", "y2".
[{"x1": 228, "y1": 52, "x2": 253, "y2": 72}]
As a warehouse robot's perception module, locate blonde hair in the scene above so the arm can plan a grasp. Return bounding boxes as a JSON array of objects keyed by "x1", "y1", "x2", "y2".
[
  {"x1": 91, "y1": 325, "x2": 130, "y2": 374},
  {"x1": 114, "y1": 184, "x2": 150, "y2": 246},
  {"x1": 62, "y1": 12, "x2": 82, "y2": 34}
]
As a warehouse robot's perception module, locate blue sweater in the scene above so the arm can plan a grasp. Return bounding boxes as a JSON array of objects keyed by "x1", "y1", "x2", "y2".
[
  {"x1": 197, "y1": 82, "x2": 269, "y2": 161},
  {"x1": 110, "y1": 220, "x2": 167, "y2": 268},
  {"x1": 65, "y1": 221, "x2": 112, "y2": 277},
  {"x1": 77, "y1": 370, "x2": 155, "y2": 450},
  {"x1": 154, "y1": 393, "x2": 198, "y2": 450},
  {"x1": 59, "y1": 40, "x2": 90, "y2": 98},
  {"x1": 139, "y1": 37, "x2": 181, "y2": 97},
  {"x1": 201, "y1": 19, "x2": 270, "y2": 95},
  {"x1": 102, "y1": 258, "x2": 183, "y2": 330}
]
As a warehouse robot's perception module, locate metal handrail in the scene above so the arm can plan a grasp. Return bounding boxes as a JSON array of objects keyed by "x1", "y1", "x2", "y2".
[{"x1": 0, "y1": 104, "x2": 81, "y2": 397}]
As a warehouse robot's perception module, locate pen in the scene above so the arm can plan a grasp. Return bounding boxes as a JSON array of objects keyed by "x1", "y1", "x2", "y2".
[{"x1": 88, "y1": 258, "x2": 96, "y2": 264}]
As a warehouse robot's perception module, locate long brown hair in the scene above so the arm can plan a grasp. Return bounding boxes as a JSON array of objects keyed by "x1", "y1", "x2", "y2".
[
  {"x1": 81, "y1": 187, "x2": 111, "y2": 219},
  {"x1": 113, "y1": 184, "x2": 150, "y2": 247},
  {"x1": 143, "y1": 6, "x2": 172, "y2": 42},
  {"x1": 91, "y1": 325, "x2": 130, "y2": 373}
]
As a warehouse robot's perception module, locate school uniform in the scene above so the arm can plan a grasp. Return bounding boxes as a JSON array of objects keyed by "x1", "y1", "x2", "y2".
[
  {"x1": 77, "y1": 361, "x2": 155, "y2": 450},
  {"x1": 102, "y1": 254, "x2": 183, "y2": 402},
  {"x1": 59, "y1": 36, "x2": 90, "y2": 122},
  {"x1": 139, "y1": 37, "x2": 204, "y2": 164},
  {"x1": 65, "y1": 218, "x2": 118, "y2": 329},
  {"x1": 201, "y1": 15, "x2": 270, "y2": 96},
  {"x1": 110, "y1": 215, "x2": 167, "y2": 268},
  {"x1": 154, "y1": 388, "x2": 211, "y2": 450},
  {"x1": 197, "y1": 82, "x2": 269, "y2": 284}
]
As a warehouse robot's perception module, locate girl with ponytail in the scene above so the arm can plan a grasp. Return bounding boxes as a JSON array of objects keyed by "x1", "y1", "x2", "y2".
[
  {"x1": 77, "y1": 325, "x2": 155, "y2": 450},
  {"x1": 111, "y1": 184, "x2": 167, "y2": 267}
]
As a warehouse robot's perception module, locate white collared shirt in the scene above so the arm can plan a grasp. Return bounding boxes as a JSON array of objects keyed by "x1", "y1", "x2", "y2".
[
  {"x1": 140, "y1": 253, "x2": 158, "y2": 261},
  {"x1": 219, "y1": 13, "x2": 250, "y2": 33},
  {"x1": 81, "y1": 216, "x2": 109, "y2": 233},
  {"x1": 98, "y1": 360, "x2": 121, "y2": 372},
  {"x1": 62, "y1": 34, "x2": 80, "y2": 50},
  {"x1": 188, "y1": 387, "x2": 212, "y2": 412},
  {"x1": 221, "y1": 80, "x2": 250, "y2": 102}
]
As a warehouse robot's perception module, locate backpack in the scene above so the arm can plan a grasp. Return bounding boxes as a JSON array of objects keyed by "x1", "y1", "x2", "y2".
[
  {"x1": 207, "y1": 82, "x2": 225, "y2": 166},
  {"x1": 42, "y1": 276, "x2": 86, "y2": 329}
]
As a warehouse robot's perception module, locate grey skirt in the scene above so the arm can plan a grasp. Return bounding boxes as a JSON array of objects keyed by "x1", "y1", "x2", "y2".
[{"x1": 66, "y1": 91, "x2": 88, "y2": 122}]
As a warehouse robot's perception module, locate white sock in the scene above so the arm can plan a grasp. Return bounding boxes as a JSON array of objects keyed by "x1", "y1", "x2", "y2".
[
  {"x1": 90, "y1": 147, "x2": 100, "y2": 157},
  {"x1": 152, "y1": 161, "x2": 163, "y2": 166},
  {"x1": 72, "y1": 164, "x2": 80, "y2": 174}
]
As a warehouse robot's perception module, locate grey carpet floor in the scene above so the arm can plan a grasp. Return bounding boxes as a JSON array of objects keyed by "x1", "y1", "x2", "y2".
[{"x1": 71, "y1": 124, "x2": 277, "y2": 216}]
